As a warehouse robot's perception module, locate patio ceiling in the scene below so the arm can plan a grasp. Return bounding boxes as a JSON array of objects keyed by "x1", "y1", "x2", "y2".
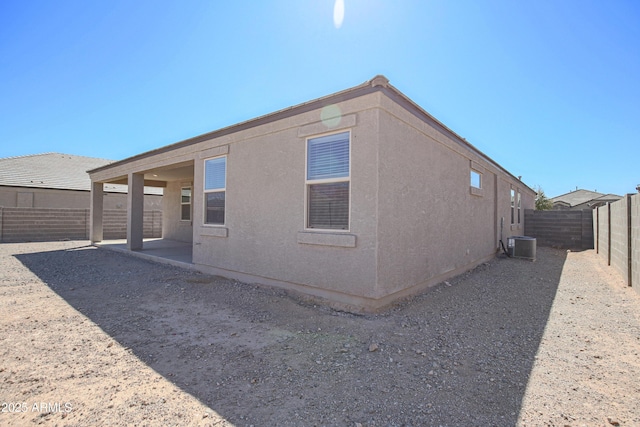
[{"x1": 104, "y1": 162, "x2": 194, "y2": 188}]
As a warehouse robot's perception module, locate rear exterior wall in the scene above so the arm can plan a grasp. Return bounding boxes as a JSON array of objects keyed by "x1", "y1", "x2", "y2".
[
  {"x1": 190, "y1": 94, "x2": 381, "y2": 309},
  {"x1": 163, "y1": 180, "x2": 193, "y2": 243},
  {"x1": 374, "y1": 96, "x2": 534, "y2": 302},
  {"x1": 91, "y1": 89, "x2": 535, "y2": 311}
]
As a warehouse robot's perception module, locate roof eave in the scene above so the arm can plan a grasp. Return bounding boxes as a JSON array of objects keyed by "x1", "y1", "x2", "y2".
[
  {"x1": 378, "y1": 82, "x2": 535, "y2": 194},
  {"x1": 87, "y1": 77, "x2": 383, "y2": 175},
  {"x1": 88, "y1": 75, "x2": 535, "y2": 194}
]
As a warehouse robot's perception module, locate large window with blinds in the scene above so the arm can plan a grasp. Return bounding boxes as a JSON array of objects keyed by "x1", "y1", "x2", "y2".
[
  {"x1": 204, "y1": 156, "x2": 226, "y2": 225},
  {"x1": 306, "y1": 131, "x2": 350, "y2": 230}
]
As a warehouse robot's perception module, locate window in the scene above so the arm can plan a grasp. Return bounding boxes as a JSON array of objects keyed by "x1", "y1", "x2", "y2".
[
  {"x1": 204, "y1": 156, "x2": 226, "y2": 225},
  {"x1": 180, "y1": 187, "x2": 191, "y2": 221},
  {"x1": 517, "y1": 191, "x2": 521, "y2": 224},
  {"x1": 470, "y1": 170, "x2": 481, "y2": 189},
  {"x1": 510, "y1": 189, "x2": 515, "y2": 224},
  {"x1": 306, "y1": 131, "x2": 350, "y2": 230}
]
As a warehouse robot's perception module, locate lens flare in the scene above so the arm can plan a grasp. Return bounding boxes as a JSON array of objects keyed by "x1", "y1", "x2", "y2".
[
  {"x1": 333, "y1": 0, "x2": 345, "y2": 29},
  {"x1": 321, "y1": 104, "x2": 342, "y2": 128}
]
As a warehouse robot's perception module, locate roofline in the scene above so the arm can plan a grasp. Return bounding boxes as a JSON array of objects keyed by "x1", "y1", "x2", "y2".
[
  {"x1": 87, "y1": 77, "x2": 381, "y2": 174},
  {"x1": 551, "y1": 189, "x2": 603, "y2": 200},
  {"x1": 377, "y1": 80, "x2": 534, "y2": 193},
  {"x1": 0, "y1": 152, "x2": 114, "y2": 163},
  {"x1": 87, "y1": 75, "x2": 535, "y2": 193},
  {"x1": 592, "y1": 193, "x2": 623, "y2": 200}
]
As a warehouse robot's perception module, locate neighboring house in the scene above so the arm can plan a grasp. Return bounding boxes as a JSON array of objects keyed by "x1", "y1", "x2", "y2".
[
  {"x1": 551, "y1": 189, "x2": 622, "y2": 210},
  {"x1": 0, "y1": 153, "x2": 162, "y2": 242},
  {"x1": 88, "y1": 75, "x2": 535, "y2": 312}
]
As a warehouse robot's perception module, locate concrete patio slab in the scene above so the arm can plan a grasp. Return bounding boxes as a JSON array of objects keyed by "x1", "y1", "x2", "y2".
[{"x1": 96, "y1": 238, "x2": 194, "y2": 269}]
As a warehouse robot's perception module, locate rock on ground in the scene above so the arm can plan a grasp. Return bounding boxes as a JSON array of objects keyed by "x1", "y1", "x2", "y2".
[{"x1": 0, "y1": 241, "x2": 638, "y2": 426}]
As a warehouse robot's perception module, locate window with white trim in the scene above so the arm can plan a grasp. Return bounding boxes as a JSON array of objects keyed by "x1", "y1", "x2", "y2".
[
  {"x1": 180, "y1": 187, "x2": 191, "y2": 221},
  {"x1": 204, "y1": 156, "x2": 226, "y2": 225},
  {"x1": 306, "y1": 131, "x2": 350, "y2": 230},
  {"x1": 517, "y1": 191, "x2": 521, "y2": 224},
  {"x1": 510, "y1": 189, "x2": 515, "y2": 224}
]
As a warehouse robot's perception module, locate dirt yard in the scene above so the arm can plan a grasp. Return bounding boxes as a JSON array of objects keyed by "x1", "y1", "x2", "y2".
[{"x1": 1, "y1": 241, "x2": 639, "y2": 426}]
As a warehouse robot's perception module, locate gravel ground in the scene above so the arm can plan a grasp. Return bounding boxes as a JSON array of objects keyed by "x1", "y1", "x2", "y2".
[{"x1": 1, "y1": 241, "x2": 639, "y2": 426}]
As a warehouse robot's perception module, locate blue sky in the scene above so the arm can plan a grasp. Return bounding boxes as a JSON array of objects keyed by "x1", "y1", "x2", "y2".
[{"x1": 1, "y1": 0, "x2": 638, "y2": 197}]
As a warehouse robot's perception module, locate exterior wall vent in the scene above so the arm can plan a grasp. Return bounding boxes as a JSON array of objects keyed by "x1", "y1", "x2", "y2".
[{"x1": 507, "y1": 236, "x2": 537, "y2": 260}]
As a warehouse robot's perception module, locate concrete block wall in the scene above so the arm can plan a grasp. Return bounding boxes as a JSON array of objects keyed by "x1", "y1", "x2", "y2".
[
  {"x1": 595, "y1": 204, "x2": 610, "y2": 264},
  {"x1": 524, "y1": 209, "x2": 594, "y2": 250},
  {"x1": 594, "y1": 193, "x2": 638, "y2": 292},
  {"x1": 143, "y1": 210, "x2": 162, "y2": 240},
  {"x1": 632, "y1": 195, "x2": 640, "y2": 292},
  {"x1": 609, "y1": 197, "x2": 629, "y2": 281},
  {"x1": 0, "y1": 208, "x2": 90, "y2": 242},
  {"x1": 103, "y1": 209, "x2": 127, "y2": 240},
  {"x1": 0, "y1": 207, "x2": 162, "y2": 243}
]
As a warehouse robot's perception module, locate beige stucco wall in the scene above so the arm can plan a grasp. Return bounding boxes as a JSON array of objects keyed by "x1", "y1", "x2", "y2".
[
  {"x1": 186, "y1": 92, "x2": 532, "y2": 309},
  {"x1": 190, "y1": 95, "x2": 381, "y2": 308},
  {"x1": 162, "y1": 181, "x2": 193, "y2": 242},
  {"x1": 372, "y1": 98, "x2": 533, "y2": 303}
]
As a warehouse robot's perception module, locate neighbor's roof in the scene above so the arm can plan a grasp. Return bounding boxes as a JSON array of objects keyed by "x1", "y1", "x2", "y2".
[
  {"x1": 551, "y1": 189, "x2": 621, "y2": 207},
  {"x1": 0, "y1": 153, "x2": 162, "y2": 194},
  {"x1": 591, "y1": 193, "x2": 624, "y2": 203}
]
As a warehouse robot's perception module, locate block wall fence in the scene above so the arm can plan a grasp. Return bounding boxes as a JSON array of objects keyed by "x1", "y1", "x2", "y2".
[
  {"x1": 593, "y1": 193, "x2": 639, "y2": 293},
  {"x1": 0, "y1": 207, "x2": 162, "y2": 243},
  {"x1": 524, "y1": 209, "x2": 594, "y2": 250}
]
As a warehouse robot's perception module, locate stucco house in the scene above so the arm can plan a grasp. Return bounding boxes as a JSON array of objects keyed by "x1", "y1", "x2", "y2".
[
  {"x1": 88, "y1": 75, "x2": 535, "y2": 311},
  {"x1": 551, "y1": 189, "x2": 622, "y2": 210}
]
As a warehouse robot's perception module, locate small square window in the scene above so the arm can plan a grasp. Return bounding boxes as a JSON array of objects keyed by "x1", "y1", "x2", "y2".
[{"x1": 470, "y1": 170, "x2": 481, "y2": 189}]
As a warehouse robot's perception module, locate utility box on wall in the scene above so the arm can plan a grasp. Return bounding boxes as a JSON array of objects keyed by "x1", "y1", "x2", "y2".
[{"x1": 508, "y1": 236, "x2": 537, "y2": 260}]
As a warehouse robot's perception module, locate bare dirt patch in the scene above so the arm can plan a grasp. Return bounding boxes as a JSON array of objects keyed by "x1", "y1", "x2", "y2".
[{"x1": 1, "y1": 241, "x2": 638, "y2": 426}]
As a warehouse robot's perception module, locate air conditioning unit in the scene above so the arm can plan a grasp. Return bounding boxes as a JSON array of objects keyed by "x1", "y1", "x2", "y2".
[{"x1": 507, "y1": 236, "x2": 536, "y2": 260}]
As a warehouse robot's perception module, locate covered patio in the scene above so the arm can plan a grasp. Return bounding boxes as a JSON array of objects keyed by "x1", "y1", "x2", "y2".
[{"x1": 89, "y1": 158, "x2": 195, "y2": 252}]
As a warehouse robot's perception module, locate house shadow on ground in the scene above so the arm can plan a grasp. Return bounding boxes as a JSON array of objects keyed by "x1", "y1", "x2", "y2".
[{"x1": 16, "y1": 245, "x2": 567, "y2": 426}]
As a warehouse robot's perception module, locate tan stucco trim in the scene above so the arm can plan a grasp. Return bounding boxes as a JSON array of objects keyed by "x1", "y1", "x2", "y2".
[
  {"x1": 297, "y1": 113, "x2": 357, "y2": 137},
  {"x1": 470, "y1": 186, "x2": 484, "y2": 197},
  {"x1": 470, "y1": 160, "x2": 484, "y2": 174},
  {"x1": 199, "y1": 227, "x2": 229, "y2": 238},
  {"x1": 196, "y1": 144, "x2": 229, "y2": 160},
  {"x1": 297, "y1": 231, "x2": 357, "y2": 248}
]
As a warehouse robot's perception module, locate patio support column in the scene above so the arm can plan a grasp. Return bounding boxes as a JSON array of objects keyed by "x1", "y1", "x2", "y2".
[
  {"x1": 127, "y1": 172, "x2": 144, "y2": 250},
  {"x1": 90, "y1": 181, "x2": 104, "y2": 243}
]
